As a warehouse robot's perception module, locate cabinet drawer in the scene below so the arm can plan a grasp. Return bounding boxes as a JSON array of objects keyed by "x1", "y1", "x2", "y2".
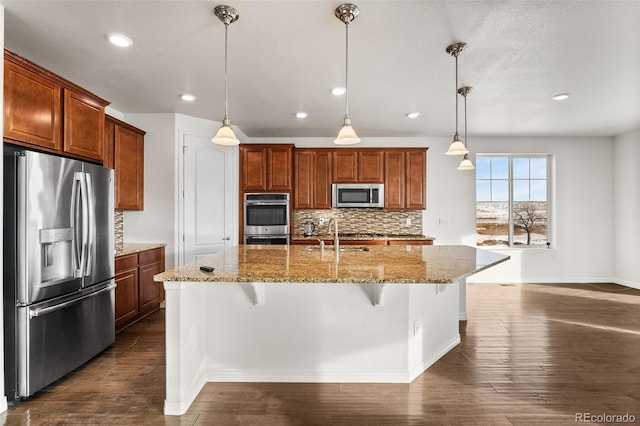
[
  {"x1": 115, "y1": 253, "x2": 138, "y2": 272},
  {"x1": 139, "y1": 247, "x2": 163, "y2": 265}
]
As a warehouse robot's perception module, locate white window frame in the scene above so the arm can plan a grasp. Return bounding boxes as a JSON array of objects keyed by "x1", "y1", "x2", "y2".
[{"x1": 476, "y1": 154, "x2": 554, "y2": 249}]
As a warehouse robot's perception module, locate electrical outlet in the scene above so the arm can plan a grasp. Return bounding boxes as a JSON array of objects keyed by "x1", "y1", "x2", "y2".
[
  {"x1": 413, "y1": 319, "x2": 422, "y2": 337},
  {"x1": 439, "y1": 217, "x2": 448, "y2": 225},
  {"x1": 406, "y1": 217, "x2": 412, "y2": 226},
  {"x1": 319, "y1": 218, "x2": 325, "y2": 226}
]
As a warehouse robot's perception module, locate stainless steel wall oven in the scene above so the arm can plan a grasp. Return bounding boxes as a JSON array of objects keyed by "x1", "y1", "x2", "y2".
[{"x1": 243, "y1": 193, "x2": 289, "y2": 244}]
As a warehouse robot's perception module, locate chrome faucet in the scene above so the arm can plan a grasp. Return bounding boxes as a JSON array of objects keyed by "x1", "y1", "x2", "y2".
[{"x1": 328, "y1": 219, "x2": 339, "y2": 251}]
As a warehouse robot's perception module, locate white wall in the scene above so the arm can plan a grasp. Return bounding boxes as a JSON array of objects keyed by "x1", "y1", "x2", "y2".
[
  {"x1": 121, "y1": 113, "x2": 245, "y2": 269},
  {"x1": 121, "y1": 114, "x2": 178, "y2": 268},
  {"x1": 251, "y1": 135, "x2": 615, "y2": 284},
  {"x1": 613, "y1": 129, "x2": 640, "y2": 289},
  {"x1": 470, "y1": 137, "x2": 614, "y2": 284}
]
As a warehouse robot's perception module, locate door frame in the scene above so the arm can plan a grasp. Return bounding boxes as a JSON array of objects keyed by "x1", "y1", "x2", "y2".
[{"x1": 177, "y1": 130, "x2": 239, "y2": 267}]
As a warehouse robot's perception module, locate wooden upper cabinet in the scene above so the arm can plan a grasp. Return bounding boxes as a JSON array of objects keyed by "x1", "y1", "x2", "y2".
[
  {"x1": 332, "y1": 150, "x2": 358, "y2": 183},
  {"x1": 241, "y1": 146, "x2": 267, "y2": 191},
  {"x1": 3, "y1": 59, "x2": 62, "y2": 151},
  {"x1": 313, "y1": 150, "x2": 332, "y2": 209},
  {"x1": 111, "y1": 117, "x2": 145, "y2": 210},
  {"x1": 63, "y1": 90, "x2": 105, "y2": 161},
  {"x1": 3, "y1": 50, "x2": 109, "y2": 161},
  {"x1": 103, "y1": 117, "x2": 115, "y2": 169},
  {"x1": 383, "y1": 149, "x2": 427, "y2": 210},
  {"x1": 332, "y1": 149, "x2": 384, "y2": 183},
  {"x1": 294, "y1": 150, "x2": 314, "y2": 209},
  {"x1": 267, "y1": 146, "x2": 292, "y2": 191},
  {"x1": 240, "y1": 144, "x2": 293, "y2": 192},
  {"x1": 406, "y1": 150, "x2": 427, "y2": 210},
  {"x1": 384, "y1": 151, "x2": 406, "y2": 209},
  {"x1": 294, "y1": 149, "x2": 332, "y2": 209},
  {"x1": 358, "y1": 150, "x2": 384, "y2": 183}
]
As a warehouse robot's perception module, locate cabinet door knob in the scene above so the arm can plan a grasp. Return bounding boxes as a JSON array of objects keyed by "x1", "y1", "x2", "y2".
[{"x1": 222, "y1": 236, "x2": 231, "y2": 241}]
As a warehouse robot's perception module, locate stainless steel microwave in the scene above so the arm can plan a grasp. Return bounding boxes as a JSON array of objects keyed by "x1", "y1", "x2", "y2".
[{"x1": 332, "y1": 183, "x2": 384, "y2": 208}]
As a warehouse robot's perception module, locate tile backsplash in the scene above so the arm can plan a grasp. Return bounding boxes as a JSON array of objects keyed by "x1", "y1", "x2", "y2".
[
  {"x1": 293, "y1": 209, "x2": 423, "y2": 236},
  {"x1": 114, "y1": 210, "x2": 124, "y2": 252}
]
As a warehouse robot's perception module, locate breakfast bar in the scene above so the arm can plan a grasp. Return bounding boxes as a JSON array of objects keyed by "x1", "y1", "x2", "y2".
[{"x1": 155, "y1": 244, "x2": 509, "y2": 415}]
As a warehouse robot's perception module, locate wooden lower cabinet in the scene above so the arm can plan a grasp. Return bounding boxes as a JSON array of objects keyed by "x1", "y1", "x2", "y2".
[
  {"x1": 115, "y1": 246, "x2": 165, "y2": 333},
  {"x1": 291, "y1": 239, "x2": 431, "y2": 246},
  {"x1": 341, "y1": 239, "x2": 387, "y2": 246},
  {"x1": 114, "y1": 255, "x2": 139, "y2": 328},
  {"x1": 138, "y1": 249, "x2": 165, "y2": 312},
  {"x1": 387, "y1": 239, "x2": 433, "y2": 245}
]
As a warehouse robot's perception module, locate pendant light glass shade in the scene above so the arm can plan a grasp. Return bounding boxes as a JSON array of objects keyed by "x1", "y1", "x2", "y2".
[
  {"x1": 212, "y1": 5, "x2": 240, "y2": 146},
  {"x1": 334, "y1": 4, "x2": 361, "y2": 145},
  {"x1": 212, "y1": 121, "x2": 239, "y2": 145},
  {"x1": 446, "y1": 134, "x2": 468, "y2": 155},
  {"x1": 457, "y1": 86, "x2": 475, "y2": 170},
  {"x1": 335, "y1": 118, "x2": 360, "y2": 145},
  {"x1": 457, "y1": 154, "x2": 475, "y2": 170}
]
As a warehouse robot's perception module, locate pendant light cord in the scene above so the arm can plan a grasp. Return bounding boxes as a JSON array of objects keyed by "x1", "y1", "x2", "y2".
[
  {"x1": 224, "y1": 22, "x2": 229, "y2": 122},
  {"x1": 344, "y1": 21, "x2": 350, "y2": 121},
  {"x1": 454, "y1": 53, "x2": 459, "y2": 136},
  {"x1": 464, "y1": 90, "x2": 468, "y2": 148}
]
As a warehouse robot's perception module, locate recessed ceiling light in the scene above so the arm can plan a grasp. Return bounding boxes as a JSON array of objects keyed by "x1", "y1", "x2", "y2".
[
  {"x1": 107, "y1": 33, "x2": 133, "y2": 48},
  {"x1": 406, "y1": 112, "x2": 421, "y2": 119},
  {"x1": 295, "y1": 112, "x2": 308, "y2": 119},
  {"x1": 180, "y1": 94, "x2": 197, "y2": 102},
  {"x1": 331, "y1": 87, "x2": 346, "y2": 96},
  {"x1": 551, "y1": 93, "x2": 570, "y2": 101}
]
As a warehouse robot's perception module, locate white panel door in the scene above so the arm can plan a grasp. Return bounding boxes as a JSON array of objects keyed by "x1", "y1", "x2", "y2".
[{"x1": 182, "y1": 134, "x2": 236, "y2": 265}]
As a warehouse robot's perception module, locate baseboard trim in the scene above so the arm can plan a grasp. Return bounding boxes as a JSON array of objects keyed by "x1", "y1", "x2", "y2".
[
  {"x1": 613, "y1": 279, "x2": 640, "y2": 290},
  {"x1": 206, "y1": 369, "x2": 413, "y2": 384},
  {"x1": 164, "y1": 369, "x2": 207, "y2": 416},
  {"x1": 408, "y1": 334, "x2": 461, "y2": 382},
  {"x1": 468, "y1": 278, "x2": 618, "y2": 285}
]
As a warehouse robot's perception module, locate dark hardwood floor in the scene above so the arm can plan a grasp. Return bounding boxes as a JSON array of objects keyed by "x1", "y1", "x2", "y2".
[{"x1": 3, "y1": 283, "x2": 639, "y2": 425}]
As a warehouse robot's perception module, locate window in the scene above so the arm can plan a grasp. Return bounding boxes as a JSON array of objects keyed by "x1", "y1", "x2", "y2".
[{"x1": 476, "y1": 155, "x2": 551, "y2": 247}]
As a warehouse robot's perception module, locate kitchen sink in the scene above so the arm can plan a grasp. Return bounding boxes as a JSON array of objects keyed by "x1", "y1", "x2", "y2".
[{"x1": 305, "y1": 246, "x2": 370, "y2": 252}]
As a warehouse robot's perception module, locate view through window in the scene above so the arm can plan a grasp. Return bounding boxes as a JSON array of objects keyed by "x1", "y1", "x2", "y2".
[{"x1": 476, "y1": 155, "x2": 550, "y2": 247}]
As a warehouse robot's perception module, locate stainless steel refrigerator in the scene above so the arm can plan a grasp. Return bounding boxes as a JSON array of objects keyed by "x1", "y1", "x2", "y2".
[{"x1": 3, "y1": 146, "x2": 116, "y2": 401}]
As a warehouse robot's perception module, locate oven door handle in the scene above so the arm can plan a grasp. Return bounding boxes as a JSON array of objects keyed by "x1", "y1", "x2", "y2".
[{"x1": 244, "y1": 202, "x2": 288, "y2": 206}]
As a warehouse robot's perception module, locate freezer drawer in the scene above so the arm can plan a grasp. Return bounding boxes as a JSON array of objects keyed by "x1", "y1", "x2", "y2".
[{"x1": 17, "y1": 281, "x2": 115, "y2": 398}]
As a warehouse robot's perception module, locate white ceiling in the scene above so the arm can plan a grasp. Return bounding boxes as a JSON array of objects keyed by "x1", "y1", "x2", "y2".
[{"x1": 2, "y1": 1, "x2": 639, "y2": 139}]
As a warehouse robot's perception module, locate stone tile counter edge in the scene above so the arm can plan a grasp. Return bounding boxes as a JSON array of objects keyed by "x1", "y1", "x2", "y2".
[
  {"x1": 116, "y1": 242, "x2": 167, "y2": 257},
  {"x1": 155, "y1": 245, "x2": 509, "y2": 285}
]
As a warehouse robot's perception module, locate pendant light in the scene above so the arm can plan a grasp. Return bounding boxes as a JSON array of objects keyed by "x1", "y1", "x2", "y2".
[
  {"x1": 457, "y1": 86, "x2": 475, "y2": 170},
  {"x1": 212, "y1": 5, "x2": 240, "y2": 146},
  {"x1": 334, "y1": 3, "x2": 361, "y2": 145},
  {"x1": 445, "y1": 42, "x2": 468, "y2": 156}
]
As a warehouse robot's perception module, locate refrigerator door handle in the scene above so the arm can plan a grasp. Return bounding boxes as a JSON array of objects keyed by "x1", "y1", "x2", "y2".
[
  {"x1": 29, "y1": 283, "x2": 116, "y2": 319},
  {"x1": 70, "y1": 172, "x2": 84, "y2": 277},
  {"x1": 84, "y1": 172, "x2": 95, "y2": 276},
  {"x1": 79, "y1": 172, "x2": 90, "y2": 277}
]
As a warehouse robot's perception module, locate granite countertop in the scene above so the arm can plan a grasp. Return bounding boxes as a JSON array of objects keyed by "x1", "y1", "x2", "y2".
[
  {"x1": 155, "y1": 245, "x2": 509, "y2": 284},
  {"x1": 292, "y1": 234, "x2": 435, "y2": 241},
  {"x1": 116, "y1": 242, "x2": 166, "y2": 257}
]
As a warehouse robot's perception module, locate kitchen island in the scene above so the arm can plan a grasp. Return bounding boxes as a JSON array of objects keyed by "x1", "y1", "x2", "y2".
[{"x1": 155, "y1": 244, "x2": 509, "y2": 415}]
